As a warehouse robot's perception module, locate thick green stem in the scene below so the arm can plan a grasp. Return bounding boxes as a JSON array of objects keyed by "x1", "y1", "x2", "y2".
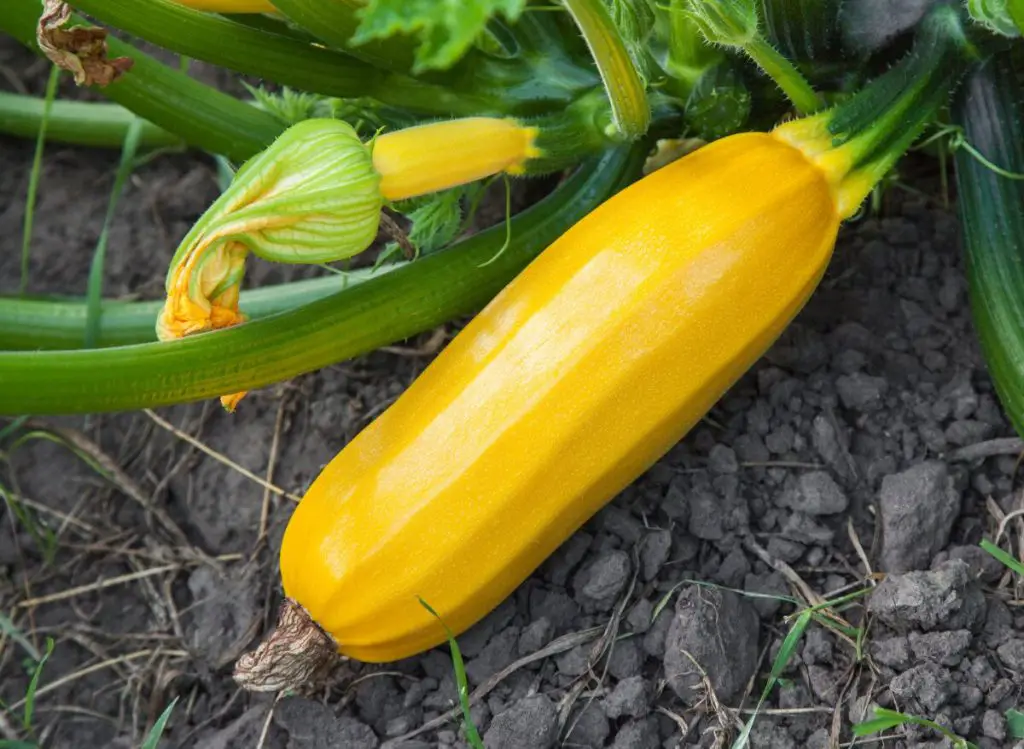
[
  {"x1": 0, "y1": 272, "x2": 397, "y2": 350},
  {"x1": 0, "y1": 147, "x2": 645, "y2": 415},
  {"x1": 68, "y1": 0, "x2": 494, "y2": 116},
  {"x1": 0, "y1": 0, "x2": 283, "y2": 162},
  {"x1": 0, "y1": 92, "x2": 180, "y2": 149},
  {"x1": 745, "y1": 36, "x2": 823, "y2": 114},
  {"x1": 561, "y1": 0, "x2": 651, "y2": 140},
  {"x1": 829, "y1": 5, "x2": 978, "y2": 178},
  {"x1": 259, "y1": 0, "x2": 416, "y2": 73}
]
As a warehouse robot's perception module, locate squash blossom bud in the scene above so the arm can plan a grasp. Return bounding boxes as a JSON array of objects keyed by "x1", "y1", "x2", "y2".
[
  {"x1": 156, "y1": 118, "x2": 382, "y2": 410},
  {"x1": 157, "y1": 115, "x2": 540, "y2": 411}
]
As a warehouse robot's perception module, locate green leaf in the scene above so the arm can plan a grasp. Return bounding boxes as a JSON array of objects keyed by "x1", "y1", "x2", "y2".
[
  {"x1": 394, "y1": 184, "x2": 482, "y2": 258},
  {"x1": 140, "y1": 697, "x2": 179, "y2": 749},
  {"x1": 1007, "y1": 708, "x2": 1024, "y2": 739},
  {"x1": 351, "y1": 0, "x2": 527, "y2": 73},
  {"x1": 0, "y1": 742, "x2": 38, "y2": 748}
]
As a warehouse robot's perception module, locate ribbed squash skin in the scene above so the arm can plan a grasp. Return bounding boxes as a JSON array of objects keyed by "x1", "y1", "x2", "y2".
[{"x1": 280, "y1": 132, "x2": 841, "y2": 662}]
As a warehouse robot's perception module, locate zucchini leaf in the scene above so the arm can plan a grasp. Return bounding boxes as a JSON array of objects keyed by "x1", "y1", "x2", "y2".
[{"x1": 351, "y1": 0, "x2": 527, "y2": 73}]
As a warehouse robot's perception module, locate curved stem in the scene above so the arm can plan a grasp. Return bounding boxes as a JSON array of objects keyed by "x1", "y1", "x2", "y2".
[
  {"x1": 0, "y1": 91, "x2": 180, "y2": 149},
  {"x1": 0, "y1": 0, "x2": 284, "y2": 162},
  {"x1": 745, "y1": 36, "x2": 822, "y2": 115},
  {"x1": 69, "y1": 0, "x2": 494, "y2": 117},
  {"x1": 265, "y1": 0, "x2": 417, "y2": 74},
  {"x1": 561, "y1": 0, "x2": 650, "y2": 140},
  {"x1": 0, "y1": 272, "x2": 394, "y2": 350},
  {"x1": 0, "y1": 147, "x2": 645, "y2": 415}
]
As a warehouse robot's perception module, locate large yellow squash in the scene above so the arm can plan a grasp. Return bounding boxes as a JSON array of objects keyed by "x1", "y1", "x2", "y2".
[{"x1": 274, "y1": 131, "x2": 841, "y2": 664}]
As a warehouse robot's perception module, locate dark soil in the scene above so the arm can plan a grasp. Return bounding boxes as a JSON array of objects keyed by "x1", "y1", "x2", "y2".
[{"x1": 3, "y1": 34, "x2": 1024, "y2": 749}]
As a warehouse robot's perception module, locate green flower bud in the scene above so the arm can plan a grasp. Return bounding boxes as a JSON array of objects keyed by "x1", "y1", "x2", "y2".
[
  {"x1": 158, "y1": 118, "x2": 382, "y2": 342},
  {"x1": 685, "y1": 0, "x2": 759, "y2": 48},
  {"x1": 967, "y1": 0, "x2": 1020, "y2": 37}
]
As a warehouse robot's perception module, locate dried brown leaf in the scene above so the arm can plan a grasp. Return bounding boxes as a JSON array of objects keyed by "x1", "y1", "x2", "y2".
[{"x1": 36, "y1": 0, "x2": 133, "y2": 86}]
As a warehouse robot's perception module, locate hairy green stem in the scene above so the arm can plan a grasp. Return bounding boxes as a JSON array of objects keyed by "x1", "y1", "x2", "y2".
[
  {"x1": 0, "y1": 147, "x2": 645, "y2": 415},
  {"x1": 0, "y1": 0, "x2": 283, "y2": 162},
  {"x1": 561, "y1": 0, "x2": 651, "y2": 140},
  {"x1": 745, "y1": 36, "x2": 822, "y2": 114},
  {"x1": 0, "y1": 92, "x2": 180, "y2": 149},
  {"x1": 829, "y1": 5, "x2": 978, "y2": 179}
]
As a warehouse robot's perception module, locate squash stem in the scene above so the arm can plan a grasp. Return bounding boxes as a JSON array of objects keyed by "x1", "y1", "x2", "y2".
[
  {"x1": 0, "y1": 147, "x2": 645, "y2": 415},
  {"x1": 561, "y1": 0, "x2": 651, "y2": 141},
  {"x1": 774, "y1": 4, "x2": 979, "y2": 218},
  {"x1": 64, "y1": 0, "x2": 495, "y2": 117},
  {"x1": 0, "y1": 91, "x2": 180, "y2": 149},
  {"x1": 744, "y1": 36, "x2": 823, "y2": 115}
]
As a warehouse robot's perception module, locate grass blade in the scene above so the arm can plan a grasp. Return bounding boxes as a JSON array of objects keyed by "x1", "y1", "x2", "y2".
[
  {"x1": 22, "y1": 638, "x2": 54, "y2": 731},
  {"x1": 20, "y1": 66, "x2": 60, "y2": 296},
  {"x1": 140, "y1": 697, "x2": 179, "y2": 749},
  {"x1": 418, "y1": 598, "x2": 484, "y2": 748},
  {"x1": 84, "y1": 119, "x2": 143, "y2": 348},
  {"x1": 0, "y1": 741, "x2": 38, "y2": 748},
  {"x1": 731, "y1": 608, "x2": 812, "y2": 749},
  {"x1": 980, "y1": 538, "x2": 1024, "y2": 576}
]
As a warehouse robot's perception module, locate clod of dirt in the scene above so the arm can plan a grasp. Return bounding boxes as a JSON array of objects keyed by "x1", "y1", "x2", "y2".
[
  {"x1": 565, "y1": 701, "x2": 609, "y2": 748},
  {"x1": 995, "y1": 638, "x2": 1024, "y2": 672},
  {"x1": 663, "y1": 586, "x2": 759, "y2": 705},
  {"x1": 908, "y1": 630, "x2": 973, "y2": 667},
  {"x1": 517, "y1": 617, "x2": 552, "y2": 655},
  {"x1": 184, "y1": 564, "x2": 261, "y2": 670},
  {"x1": 573, "y1": 549, "x2": 632, "y2": 612},
  {"x1": 465, "y1": 625, "x2": 520, "y2": 685},
  {"x1": 889, "y1": 661, "x2": 957, "y2": 713},
  {"x1": 274, "y1": 697, "x2": 378, "y2": 749},
  {"x1": 943, "y1": 544, "x2": 1007, "y2": 584},
  {"x1": 639, "y1": 529, "x2": 672, "y2": 581},
  {"x1": 355, "y1": 675, "x2": 410, "y2": 737},
  {"x1": 199, "y1": 705, "x2": 273, "y2": 749},
  {"x1": 836, "y1": 372, "x2": 889, "y2": 412},
  {"x1": 868, "y1": 560, "x2": 986, "y2": 633},
  {"x1": 877, "y1": 462, "x2": 961, "y2": 572},
  {"x1": 609, "y1": 716, "x2": 660, "y2": 749},
  {"x1": 483, "y1": 694, "x2": 558, "y2": 749},
  {"x1": 602, "y1": 675, "x2": 649, "y2": 720},
  {"x1": 777, "y1": 471, "x2": 848, "y2": 515},
  {"x1": 982, "y1": 709, "x2": 1007, "y2": 740}
]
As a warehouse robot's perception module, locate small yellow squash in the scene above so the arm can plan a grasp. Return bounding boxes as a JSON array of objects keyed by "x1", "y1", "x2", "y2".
[{"x1": 255, "y1": 130, "x2": 841, "y2": 672}]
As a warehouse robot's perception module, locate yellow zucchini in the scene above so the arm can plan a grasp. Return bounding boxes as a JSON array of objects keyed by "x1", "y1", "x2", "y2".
[{"x1": 268, "y1": 131, "x2": 841, "y2": 666}]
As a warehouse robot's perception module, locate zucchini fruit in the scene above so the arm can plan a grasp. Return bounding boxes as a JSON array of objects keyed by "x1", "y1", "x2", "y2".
[{"x1": 953, "y1": 53, "x2": 1024, "y2": 437}]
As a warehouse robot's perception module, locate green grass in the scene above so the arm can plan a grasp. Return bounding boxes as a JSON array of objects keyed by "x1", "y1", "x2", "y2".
[
  {"x1": 19, "y1": 66, "x2": 60, "y2": 297},
  {"x1": 419, "y1": 598, "x2": 484, "y2": 748},
  {"x1": 140, "y1": 697, "x2": 178, "y2": 749},
  {"x1": 84, "y1": 119, "x2": 144, "y2": 348},
  {"x1": 853, "y1": 706, "x2": 977, "y2": 748}
]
